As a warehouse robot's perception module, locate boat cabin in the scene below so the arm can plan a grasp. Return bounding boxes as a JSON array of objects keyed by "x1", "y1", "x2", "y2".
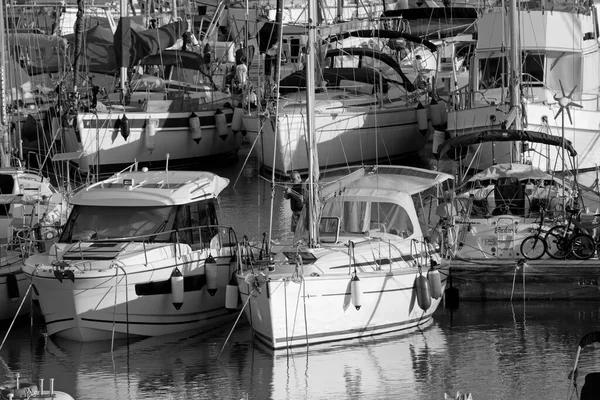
[
  {"x1": 59, "y1": 169, "x2": 233, "y2": 250},
  {"x1": 295, "y1": 166, "x2": 453, "y2": 244}
]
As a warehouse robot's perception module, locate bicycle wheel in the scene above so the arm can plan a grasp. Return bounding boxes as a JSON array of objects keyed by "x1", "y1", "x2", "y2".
[
  {"x1": 545, "y1": 232, "x2": 569, "y2": 259},
  {"x1": 571, "y1": 234, "x2": 596, "y2": 260},
  {"x1": 545, "y1": 225, "x2": 570, "y2": 241},
  {"x1": 520, "y1": 235, "x2": 547, "y2": 260}
]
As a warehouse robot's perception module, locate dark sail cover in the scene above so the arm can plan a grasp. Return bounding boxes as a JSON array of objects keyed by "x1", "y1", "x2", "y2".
[{"x1": 114, "y1": 19, "x2": 188, "y2": 68}]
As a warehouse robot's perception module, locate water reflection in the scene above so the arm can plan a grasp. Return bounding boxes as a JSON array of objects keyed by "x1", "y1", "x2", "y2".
[{"x1": 0, "y1": 301, "x2": 599, "y2": 399}]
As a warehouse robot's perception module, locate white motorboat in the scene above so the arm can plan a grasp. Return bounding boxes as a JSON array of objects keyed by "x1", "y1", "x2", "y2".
[{"x1": 22, "y1": 167, "x2": 239, "y2": 341}]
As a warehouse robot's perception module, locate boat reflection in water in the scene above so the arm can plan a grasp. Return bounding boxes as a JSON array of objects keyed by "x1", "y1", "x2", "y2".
[{"x1": 1, "y1": 301, "x2": 600, "y2": 398}]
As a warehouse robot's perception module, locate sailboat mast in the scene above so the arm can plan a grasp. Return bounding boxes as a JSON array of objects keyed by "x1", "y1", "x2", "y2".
[
  {"x1": 120, "y1": 0, "x2": 128, "y2": 95},
  {"x1": 306, "y1": 0, "x2": 317, "y2": 246},
  {"x1": 0, "y1": 1, "x2": 9, "y2": 167},
  {"x1": 73, "y1": 0, "x2": 85, "y2": 89},
  {"x1": 508, "y1": 0, "x2": 521, "y2": 131}
]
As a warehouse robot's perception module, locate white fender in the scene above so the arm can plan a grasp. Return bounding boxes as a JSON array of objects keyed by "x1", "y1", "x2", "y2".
[
  {"x1": 189, "y1": 112, "x2": 202, "y2": 143},
  {"x1": 205, "y1": 255, "x2": 218, "y2": 296},
  {"x1": 215, "y1": 108, "x2": 228, "y2": 141},
  {"x1": 171, "y1": 267, "x2": 184, "y2": 310},
  {"x1": 225, "y1": 274, "x2": 239, "y2": 312},
  {"x1": 145, "y1": 119, "x2": 157, "y2": 152},
  {"x1": 350, "y1": 274, "x2": 363, "y2": 310},
  {"x1": 415, "y1": 273, "x2": 431, "y2": 311}
]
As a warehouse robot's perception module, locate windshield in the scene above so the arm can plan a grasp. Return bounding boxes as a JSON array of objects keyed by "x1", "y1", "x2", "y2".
[{"x1": 60, "y1": 205, "x2": 177, "y2": 242}]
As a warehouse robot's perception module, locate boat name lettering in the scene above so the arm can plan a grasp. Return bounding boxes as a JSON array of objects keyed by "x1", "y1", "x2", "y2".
[{"x1": 495, "y1": 227, "x2": 517, "y2": 234}]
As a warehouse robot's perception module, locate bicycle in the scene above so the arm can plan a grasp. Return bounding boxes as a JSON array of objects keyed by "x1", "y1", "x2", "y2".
[
  {"x1": 545, "y1": 207, "x2": 596, "y2": 260},
  {"x1": 520, "y1": 208, "x2": 550, "y2": 260}
]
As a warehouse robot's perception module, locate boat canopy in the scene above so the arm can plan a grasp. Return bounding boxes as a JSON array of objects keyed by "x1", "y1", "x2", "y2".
[
  {"x1": 321, "y1": 166, "x2": 453, "y2": 197},
  {"x1": 466, "y1": 163, "x2": 563, "y2": 184},
  {"x1": 72, "y1": 171, "x2": 229, "y2": 206},
  {"x1": 438, "y1": 129, "x2": 577, "y2": 158}
]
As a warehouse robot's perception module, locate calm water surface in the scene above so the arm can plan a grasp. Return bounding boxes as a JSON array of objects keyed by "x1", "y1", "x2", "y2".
[{"x1": 1, "y1": 144, "x2": 599, "y2": 400}]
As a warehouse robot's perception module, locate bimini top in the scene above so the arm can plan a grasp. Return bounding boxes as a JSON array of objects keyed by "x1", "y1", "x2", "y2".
[
  {"x1": 467, "y1": 163, "x2": 562, "y2": 184},
  {"x1": 321, "y1": 166, "x2": 453, "y2": 198},
  {"x1": 438, "y1": 129, "x2": 577, "y2": 158},
  {"x1": 72, "y1": 170, "x2": 229, "y2": 207}
]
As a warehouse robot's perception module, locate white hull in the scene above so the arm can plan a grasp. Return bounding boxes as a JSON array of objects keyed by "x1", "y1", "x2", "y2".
[
  {"x1": 238, "y1": 269, "x2": 446, "y2": 349},
  {"x1": 64, "y1": 108, "x2": 243, "y2": 172},
  {"x1": 25, "y1": 247, "x2": 236, "y2": 341},
  {"x1": 243, "y1": 103, "x2": 429, "y2": 176}
]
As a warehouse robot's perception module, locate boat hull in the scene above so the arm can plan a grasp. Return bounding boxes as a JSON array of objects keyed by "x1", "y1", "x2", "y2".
[
  {"x1": 65, "y1": 108, "x2": 243, "y2": 173},
  {"x1": 25, "y1": 252, "x2": 236, "y2": 342},
  {"x1": 243, "y1": 105, "x2": 428, "y2": 176},
  {"x1": 238, "y1": 269, "x2": 448, "y2": 349}
]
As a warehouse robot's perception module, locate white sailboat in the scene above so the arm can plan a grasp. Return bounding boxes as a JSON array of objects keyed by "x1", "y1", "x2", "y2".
[
  {"x1": 235, "y1": 0, "x2": 452, "y2": 349},
  {"x1": 50, "y1": 0, "x2": 244, "y2": 175},
  {"x1": 243, "y1": 11, "x2": 450, "y2": 176}
]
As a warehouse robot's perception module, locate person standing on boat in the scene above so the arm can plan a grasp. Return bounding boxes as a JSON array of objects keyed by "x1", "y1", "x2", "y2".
[
  {"x1": 284, "y1": 171, "x2": 304, "y2": 232},
  {"x1": 202, "y1": 42, "x2": 212, "y2": 75}
]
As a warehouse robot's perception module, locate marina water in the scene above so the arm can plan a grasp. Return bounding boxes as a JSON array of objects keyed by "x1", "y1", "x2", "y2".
[{"x1": 1, "y1": 143, "x2": 599, "y2": 400}]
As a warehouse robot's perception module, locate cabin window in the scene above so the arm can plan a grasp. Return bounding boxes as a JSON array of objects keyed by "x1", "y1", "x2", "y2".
[
  {"x1": 479, "y1": 56, "x2": 508, "y2": 89},
  {"x1": 370, "y1": 202, "x2": 413, "y2": 238},
  {"x1": 61, "y1": 205, "x2": 177, "y2": 242},
  {"x1": 175, "y1": 200, "x2": 219, "y2": 247},
  {"x1": 522, "y1": 52, "x2": 544, "y2": 86},
  {"x1": 320, "y1": 199, "x2": 413, "y2": 237}
]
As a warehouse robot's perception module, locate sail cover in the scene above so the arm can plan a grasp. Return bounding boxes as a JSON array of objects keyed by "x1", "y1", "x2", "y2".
[
  {"x1": 438, "y1": 130, "x2": 577, "y2": 158},
  {"x1": 115, "y1": 19, "x2": 188, "y2": 68}
]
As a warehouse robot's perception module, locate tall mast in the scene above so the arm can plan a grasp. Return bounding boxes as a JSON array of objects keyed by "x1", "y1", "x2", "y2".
[
  {"x1": 73, "y1": 0, "x2": 85, "y2": 89},
  {"x1": 306, "y1": 0, "x2": 317, "y2": 247},
  {"x1": 273, "y1": 0, "x2": 283, "y2": 87},
  {"x1": 508, "y1": 0, "x2": 521, "y2": 131},
  {"x1": 0, "y1": 1, "x2": 9, "y2": 167},
  {"x1": 120, "y1": 0, "x2": 129, "y2": 98}
]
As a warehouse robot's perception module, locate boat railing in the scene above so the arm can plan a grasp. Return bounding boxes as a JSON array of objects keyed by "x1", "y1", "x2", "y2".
[
  {"x1": 63, "y1": 224, "x2": 238, "y2": 257},
  {"x1": 447, "y1": 84, "x2": 495, "y2": 110}
]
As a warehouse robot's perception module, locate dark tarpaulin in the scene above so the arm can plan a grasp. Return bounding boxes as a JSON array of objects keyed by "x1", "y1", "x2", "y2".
[
  {"x1": 279, "y1": 68, "x2": 389, "y2": 94},
  {"x1": 115, "y1": 19, "x2": 188, "y2": 68},
  {"x1": 438, "y1": 130, "x2": 577, "y2": 158},
  {"x1": 257, "y1": 21, "x2": 280, "y2": 54},
  {"x1": 325, "y1": 47, "x2": 415, "y2": 91},
  {"x1": 579, "y1": 331, "x2": 600, "y2": 348},
  {"x1": 141, "y1": 50, "x2": 205, "y2": 69},
  {"x1": 64, "y1": 24, "x2": 117, "y2": 74}
]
